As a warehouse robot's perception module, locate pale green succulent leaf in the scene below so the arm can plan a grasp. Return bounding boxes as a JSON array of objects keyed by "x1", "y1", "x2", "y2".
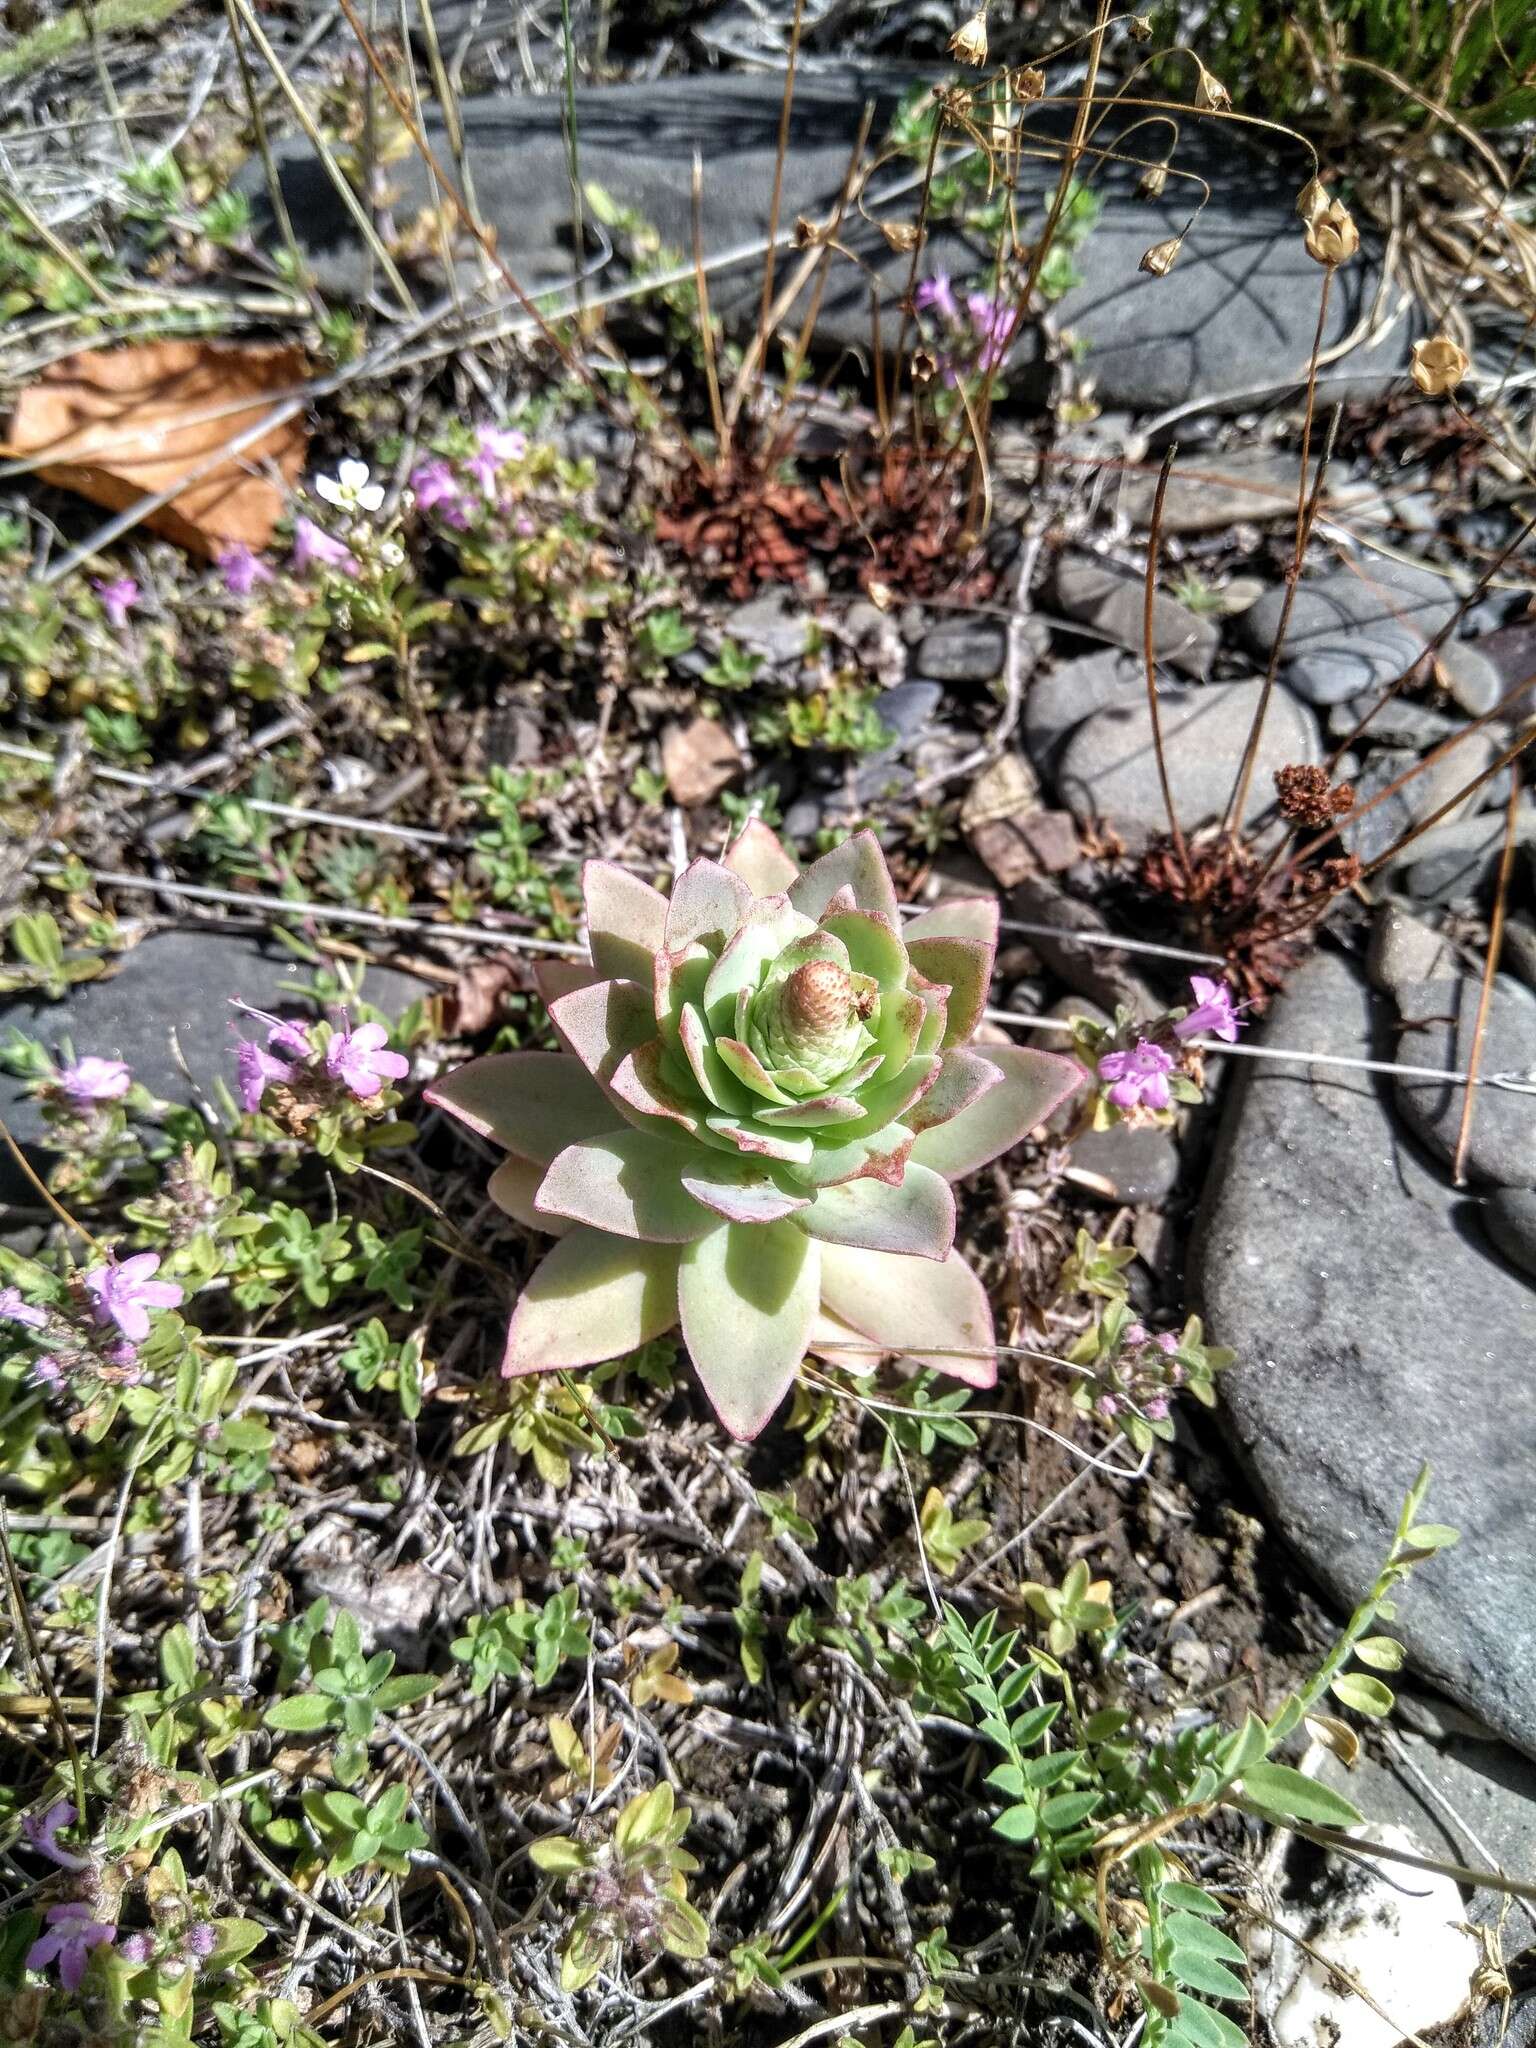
[
  {"x1": 504, "y1": 1228, "x2": 680, "y2": 1375},
  {"x1": 791, "y1": 1122, "x2": 914, "y2": 1188},
  {"x1": 818, "y1": 1243, "x2": 996, "y2": 1386},
  {"x1": 704, "y1": 1113, "x2": 817, "y2": 1166},
  {"x1": 755, "y1": 1091, "x2": 868, "y2": 1127},
  {"x1": 914, "y1": 985, "x2": 949, "y2": 1056},
  {"x1": 583, "y1": 859, "x2": 668, "y2": 982},
  {"x1": 664, "y1": 858, "x2": 753, "y2": 951},
  {"x1": 535, "y1": 1131, "x2": 718, "y2": 1242},
  {"x1": 715, "y1": 1035, "x2": 796, "y2": 1106},
  {"x1": 909, "y1": 1045, "x2": 1083, "y2": 1181},
  {"x1": 702, "y1": 898, "x2": 815, "y2": 1028},
  {"x1": 723, "y1": 818, "x2": 800, "y2": 896},
  {"x1": 818, "y1": 907, "x2": 908, "y2": 987},
  {"x1": 534, "y1": 958, "x2": 602, "y2": 1005},
  {"x1": 902, "y1": 897, "x2": 1000, "y2": 946},
  {"x1": 678, "y1": 1219, "x2": 820, "y2": 1438},
  {"x1": 490, "y1": 1155, "x2": 570, "y2": 1235},
  {"x1": 548, "y1": 978, "x2": 657, "y2": 1090},
  {"x1": 680, "y1": 1159, "x2": 810, "y2": 1224},
  {"x1": 870, "y1": 984, "x2": 926, "y2": 1079},
  {"x1": 788, "y1": 829, "x2": 900, "y2": 924},
  {"x1": 677, "y1": 1003, "x2": 751, "y2": 1113},
  {"x1": 797, "y1": 1161, "x2": 956, "y2": 1260},
  {"x1": 812, "y1": 1053, "x2": 941, "y2": 1145},
  {"x1": 609, "y1": 1043, "x2": 708, "y2": 1137},
  {"x1": 907, "y1": 1047, "x2": 1003, "y2": 1135},
  {"x1": 905, "y1": 933, "x2": 993, "y2": 1047},
  {"x1": 654, "y1": 943, "x2": 711, "y2": 1038},
  {"x1": 425, "y1": 1052, "x2": 618, "y2": 1164}
]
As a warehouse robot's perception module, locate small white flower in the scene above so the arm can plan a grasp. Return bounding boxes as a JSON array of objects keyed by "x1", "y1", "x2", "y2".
[
  {"x1": 377, "y1": 539, "x2": 405, "y2": 568},
  {"x1": 313, "y1": 459, "x2": 385, "y2": 514}
]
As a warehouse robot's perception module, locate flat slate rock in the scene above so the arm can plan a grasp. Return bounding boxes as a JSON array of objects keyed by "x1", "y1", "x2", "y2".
[
  {"x1": 1056, "y1": 678, "x2": 1318, "y2": 847},
  {"x1": 1393, "y1": 973, "x2": 1536, "y2": 1189},
  {"x1": 0, "y1": 930, "x2": 428, "y2": 1212},
  {"x1": 1484, "y1": 1187, "x2": 1536, "y2": 1281},
  {"x1": 1191, "y1": 949, "x2": 1536, "y2": 1756},
  {"x1": 1235, "y1": 555, "x2": 1459, "y2": 706},
  {"x1": 244, "y1": 73, "x2": 1412, "y2": 414}
]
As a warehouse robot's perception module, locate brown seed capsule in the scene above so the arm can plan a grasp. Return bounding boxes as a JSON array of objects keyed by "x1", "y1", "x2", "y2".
[
  {"x1": 1194, "y1": 65, "x2": 1231, "y2": 112},
  {"x1": 1140, "y1": 236, "x2": 1182, "y2": 278},
  {"x1": 1015, "y1": 64, "x2": 1046, "y2": 101},
  {"x1": 1410, "y1": 333, "x2": 1471, "y2": 397},
  {"x1": 1138, "y1": 162, "x2": 1169, "y2": 200},
  {"x1": 949, "y1": 8, "x2": 988, "y2": 65},
  {"x1": 881, "y1": 220, "x2": 920, "y2": 253},
  {"x1": 1129, "y1": 13, "x2": 1153, "y2": 40},
  {"x1": 1296, "y1": 175, "x2": 1329, "y2": 224},
  {"x1": 1304, "y1": 198, "x2": 1359, "y2": 267},
  {"x1": 1274, "y1": 762, "x2": 1355, "y2": 827}
]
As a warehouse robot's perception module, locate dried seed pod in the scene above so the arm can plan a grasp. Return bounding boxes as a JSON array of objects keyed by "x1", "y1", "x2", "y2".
[
  {"x1": 1138, "y1": 162, "x2": 1169, "y2": 200},
  {"x1": 1129, "y1": 13, "x2": 1154, "y2": 40},
  {"x1": 949, "y1": 8, "x2": 988, "y2": 65},
  {"x1": 1140, "y1": 236, "x2": 1183, "y2": 278},
  {"x1": 1274, "y1": 762, "x2": 1355, "y2": 827},
  {"x1": 1304, "y1": 198, "x2": 1359, "y2": 267},
  {"x1": 880, "y1": 220, "x2": 920, "y2": 253},
  {"x1": 1296, "y1": 175, "x2": 1329, "y2": 223},
  {"x1": 1015, "y1": 64, "x2": 1046, "y2": 101},
  {"x1": 1410, "y1": 334, "x2": 1471, "y2": 396},
  {"x1": 1194, "y1": 64, "x2": 1231, "y2": 112}
]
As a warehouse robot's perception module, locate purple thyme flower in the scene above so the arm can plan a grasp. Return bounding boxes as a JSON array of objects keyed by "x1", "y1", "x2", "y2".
[
  {"x1": 1097, "y1": 1039, "x2": 1175, "y2": 1114},
  {"x1": 292, "y1": 516, "x2": 357, "y2": 578},
  {"x1": 1173, "y1": 974, "x2": 1245, "y2": 1044},
  {"x1": 30, "y1": 1355, "x2": 64, "y2": 1387},
  {"x1": 216, "y1": 543, "x2": 274, "y2": 596},
  {"x1": 324, "y1": 1020, "x2": 409, "y2": 1100},
  {"x1": 0, "y1": 1286, "x2": 48, "y2": 1330},
  {"x1": 118, "y1": 1932, "x2": 153, "y2": 1965},
  {"x1": 27, "y1": 1901, "x2": 116, "y2": 1992},
  {"x1": 914, "y1": 271, "x2": 959, "y2": 323},
  {"x1": 966, "y1": 292, "x2": 1020, "y2": 372},
  {"x1": 83, "y1": 1252, "x2": 183, "y2": 1344},
  {"x1": 410, "y1": 457, "x2": 465, "y2": 516},
  {"x1": 1143, "y1": 1395, "x2": 1171, "y2": 1422},
  {"x1": 467, "y1": 424, "x2": 527, "y2": 497},
  {"x1": 236, "y1": 1039, "x2": 294, "y2": 1114},
  {"x1": 186, "y1": 1922, "x2": 218, "y2": 1959},
  {"x1": 21, "y1": 1800, "x2": 91, "y2": 1871},
  {"x1": 57, "y1": 1056, "x2": 132, "y2": 1107},
  {"x1": 1096, "y1": 1393, "x2": 1119, "y2": 1419},
  {"x1": 93, "y1": 576, "x2": 139, "y2": 630}
]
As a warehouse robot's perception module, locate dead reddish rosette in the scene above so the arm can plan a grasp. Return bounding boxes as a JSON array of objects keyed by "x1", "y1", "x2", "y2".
[{"x1": 428, "y1": 825, "x2": 1082, "y2": 1438}]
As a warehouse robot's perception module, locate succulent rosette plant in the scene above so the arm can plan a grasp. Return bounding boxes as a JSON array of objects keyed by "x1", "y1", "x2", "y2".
[{"x1": 428, "y1": 825, "x2": 1082, "y2": 1437}]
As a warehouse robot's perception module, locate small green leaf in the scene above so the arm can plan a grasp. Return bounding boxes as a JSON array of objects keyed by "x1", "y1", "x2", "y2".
[
  {"x1": 1331, "y1": 1672, "x2": 1395, "y2": 1718},
  {"x1": 1160, "y1": 1882, "x2": 1224, "y2": 1917},
  {"x1": 1236, "y1": 1762, "x2": 1364, "y2": 1828},
  {"x1": 530, "y1": 1835, "x2": 589, "y2": 1875},
  {"x1": 1402, "y1": 1522, "x2": 1458, "y2": 1551},
  {"x1": 264, "y1": 1693, "x2": 335, "y2": 1733},
  {"x1": 1169, "y1": 1996, "x2": 1248, "y2": 2048},
  {"x1": 1166, "y1": 1913, "x2": 1246, "y2": 1965},
  {"x1": 992, "y1": 1804, "x2": 1037, "y2": 1843},
  {"x1": 1167, "y1": 1950, "x2": 1247, "y2": 2000},
  {"x1": 1353, "y1": 1636, "x2": 1404, "y2": 1672}
]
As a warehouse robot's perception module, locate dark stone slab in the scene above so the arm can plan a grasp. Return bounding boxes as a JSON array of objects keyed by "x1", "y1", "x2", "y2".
[
  {"x1": 245, "y1": 73, "x2": 1413, "y2": 414},
  {"x1": 1190, "y1": 949, "x2": 1536, "y2": 1757},
  {"x1": 0, "y1": 930, "x2": 428, "y2": 1212}
]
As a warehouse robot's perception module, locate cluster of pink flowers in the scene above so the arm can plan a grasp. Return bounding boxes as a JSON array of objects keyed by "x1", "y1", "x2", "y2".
[
  {"x1": 19, "y1": 1798, "x2": 216, "y2": 1992},
  {"x1": 92, "y1": 576, "x2": 139, "y2": 631},
  {"x1": 1090, "y1": 975, "x2": 1247, "y2": 1119},
  {"x1": 1097, "y1": 1322, "x2": 1183, "y2": 1422},
  {"x1": 410, "y1": 422, "x2": 531, "y2": 532},
  {"x1": 51, "y1": 1055, "x2": 132, "y2": 1112},
  {"x1": 232, "y1": 1001, "x2": 409, "y2": 1118},
  {"x1": 2, "y1": 1247, "x2": 184, "y2": 1395},
  {"x1": 912, "y1": 271, "x2": 1023, "y2": 379}
]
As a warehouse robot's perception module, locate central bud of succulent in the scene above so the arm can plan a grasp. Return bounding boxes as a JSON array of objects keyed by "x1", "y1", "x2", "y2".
[{"x1": 752, "y1": 952, "x2": 875, "y2": 1091}]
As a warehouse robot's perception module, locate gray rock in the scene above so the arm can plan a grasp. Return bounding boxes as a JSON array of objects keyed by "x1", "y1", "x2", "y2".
[
  {"x1": 1023, "y1": 649, "x2": 1143, "y2": 781},
  {"x1": 1053, "y1": 554, "x2": 1219, "y2": 680},
  {"x1": 1237, "y1": 557, "x2": 1459, "y2": 707},
  {"x1": 1439, "y1": 639, "x2": 1503, "y2": 718},
  {"x1": 869, "y1": 680, "x2": 943, "y2": 748},
  {"x1": 1389, "y1": 807, "x2": 1536, "y2": 904},
  {"x1": 1469, "y1": 617, "x2": 1536, "y2": 723},
  {"x1": 1366, "y1": 900, "x2": 1454, "y2": 997},
  {"x1": 1503, "y1": 919, "x2": 1536, "y2": 995},
  {"x1": 245, "y1": 75, "x2": 1414, "y2": 417},
  {"x1": 1340, "y1": 732, "x2": 1494, "y2": 865},
  {"x1": 1067, "y1": 1122, "x2": 1180, "y2": 1205},
  {"x1": 912, "y1": 618, "x2": 1005, "y2": 682},
  {"x1": 1332, "y1": 695, "x2": 1457, "y2": 751},
  {"x1": 1056, "y1": 678, "x2": 1319, "y2": 847},
  {"x1": 1191, "y1": 949, "x2": 1536, "y2": 1756},
  {"x1": 1394, "y1": 974, "x2": 1536, "y2": 1188},
  {"x1": 1116, "y1": 444, "x2": 1301, "y2": 533},
  {"x1": 1004, "y1": 873, "x2": 1158, "y2": 1016},
  {"x1": 0, "y1": 932, "x2": 428, "y2": 1212},
  {"x1": 1484, "y1": 1188, "x2": 1536, "y2": 1281},
  {"x1": 722, "y1": 592, "x2": 814, "y2": 667}
]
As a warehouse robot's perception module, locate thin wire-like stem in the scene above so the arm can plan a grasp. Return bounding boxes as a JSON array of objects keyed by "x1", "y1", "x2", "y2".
[
  {"x1": 1450, "y1": 767, "x2": 1521, "y2": 1185},
  {"x1": 749, "y1": 0, "x2": 806, "y2": 420},
  {"x1": 222, "y1": 0, "x2": 309, "y2": 300},
  {"x1": 558, "y1": 0, "x2": 586, "y2": 312},
  {"x1": 1221, "y1": 369, "x2": 1341, "y2": 837},
  {"x1": 691, "y1": 153, "x2": 727, "y2": 451},
  {"x1": 225, "y1": 0, "x2": 417, "y2": 313},
  {"x1": 1141, "y1": 444, "x2": 1188, "y2": 868}
]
